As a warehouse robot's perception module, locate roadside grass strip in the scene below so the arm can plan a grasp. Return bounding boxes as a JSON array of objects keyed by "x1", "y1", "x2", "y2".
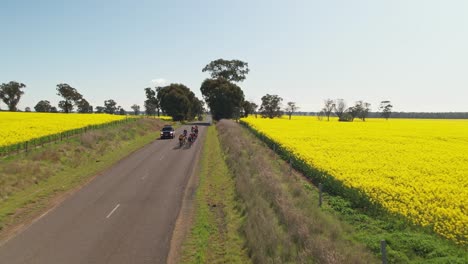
[{"x1": 180, "y1": 125, "x2": 249, "y2": 264}]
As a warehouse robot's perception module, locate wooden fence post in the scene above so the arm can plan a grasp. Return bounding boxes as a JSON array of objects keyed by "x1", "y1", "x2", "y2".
[{"x1": 381, "y1": 240, "x2": 388, "y2": 264}]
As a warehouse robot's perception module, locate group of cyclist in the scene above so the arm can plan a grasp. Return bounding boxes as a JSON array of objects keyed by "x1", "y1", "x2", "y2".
[{"x1": 179, "y1": 125, "x2": 199, "y2": 147}]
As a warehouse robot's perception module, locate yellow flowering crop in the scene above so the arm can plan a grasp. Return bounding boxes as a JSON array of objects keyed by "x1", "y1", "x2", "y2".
[
  {"x1": 242, "y1": 116, "x2": 468, "y2": 245},
  {"x1": 0, "y1": 112, "x2": 127, "y2": 147}
]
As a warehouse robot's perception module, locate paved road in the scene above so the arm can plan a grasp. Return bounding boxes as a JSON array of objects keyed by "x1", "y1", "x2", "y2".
[{"x1": 0, "y1": 121, "x2": 209, "y2": 264}]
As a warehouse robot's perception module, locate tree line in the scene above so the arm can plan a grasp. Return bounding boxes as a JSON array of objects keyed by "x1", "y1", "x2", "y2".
[
  {"x1": 3, "y1": 61, "x2": 465, "y2": 121},
  {"x1": 0, "y1": 82, "x2": 131, "y2": 115},
  {"x1": 1, "y1": 59, "x2": 390, "y2": 122},
  {"x1": 318, "y1": 99, "x2": 392, "y2": 121}
]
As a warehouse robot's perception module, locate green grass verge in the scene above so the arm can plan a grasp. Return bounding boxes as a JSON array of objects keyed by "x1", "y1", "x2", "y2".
[
  {"x1": 0, "y1": 118, "x2": 166, "y2": 233},
  {"x1": 180, "y1": 125, "x2": 250, "y2": 264},
  {"x1": 323, "y1": 195, "x2": 468, "y2": 263}
]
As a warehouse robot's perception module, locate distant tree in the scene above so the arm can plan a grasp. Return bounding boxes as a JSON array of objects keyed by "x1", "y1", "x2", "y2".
[
  {"x1": 0, "y1": 81, "x2": 26, "y2": 111},
  {"x1": 322, "y1": 99, "x2": 335, "y2": 121},
  {"x1": 242, "y1": 101, "x2": 256, "y2": 117},
  {"x1": 191, "y1": 98, "x2": 205, "y2": 120},
  {"x1": 50, "y1": 106, "x2": 58, "y2": 113},
  {"x1": 25, "y1": 107, "x2": 31, "y2": 112},
  {"x1": 118, "y1": 106, "x2": 126, "y2": 115},
  {"x1": 285, "y1": 101, "x2": 299, "y2": 120},
  {"x1": 158, "y1": 83, "x2": 202, "y2": 121},
  {"x1": 144, "y1": 101, "x2": 157, "y2": 116},
  {"x1": 200, "y1": 78, "x2": 245, "y2": 121},
  {"x1": 347, "y1": 103, "x2": 363, "y2": 122},
  {"x1": 131, "y1": 104, "x2": 140, "y2": 115},
  {"x1": 34, "y1": 100, "x2": 52, "y2": 112},
  {"x1": 77, "y1": 98, "x2": 92, "y2": 113},
  {"x1": 260, "y1": 94, "x2": 283, "y2": 118},
  {"x1": 379, "y1": 101, "x2": 393, "y2": 120},
  {"x1": 251, "y1": 102, "x2": 258, "y2": 118},
  {"x1": 95, "y1": 106, "x2": 105, "y2": 113},
  {"x1": 358, "y1": 101, "x2": 371, "y2": 121},
  {"x1": 144, "y1": 87, "x2": 161, "y2": 116},
  {"x1": 334, "y1": 99, "x2": 347, "y2": 121},
  {"x1": 104, "y1": 99, "x2": 117, "y2": 114},
  {"x1": 202, "y1": 59, "x2": 249, "y2": 82},
  {"x1": 317, "y1": 110, "x2": 325, "y2": 121},
  {"x1": 56, "y1": 83, "x2": 82, "y2": 113},
  {"x1": 58, "y1": 101, "x2": 70, "y2": 113}
]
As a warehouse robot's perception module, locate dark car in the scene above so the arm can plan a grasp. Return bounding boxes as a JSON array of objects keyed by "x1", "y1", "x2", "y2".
[{"x1": 160, "y1": 125, "x2": 175, "y2": 139}]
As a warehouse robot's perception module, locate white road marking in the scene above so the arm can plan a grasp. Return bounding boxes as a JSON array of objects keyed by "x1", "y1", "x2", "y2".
[
  {"x1": 38, "y1": 209, "x2": 53, "y2": 219},
  {"x1": 106, "y1": 204, "x2": 120, "y2": 219}
]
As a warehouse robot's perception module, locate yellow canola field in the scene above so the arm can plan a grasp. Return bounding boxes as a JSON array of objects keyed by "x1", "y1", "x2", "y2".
[
  {"x1": 0, "y1": 112, "x2": 127, "y2": 147},
  {"x1": 242, "y1": 116, "x2": 468, "y2": 245}
]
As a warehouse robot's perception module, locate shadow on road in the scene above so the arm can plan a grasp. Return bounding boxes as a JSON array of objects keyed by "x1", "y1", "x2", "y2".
[{"x1": 186, "y1": 122, "x2": 211, "y2": 127}]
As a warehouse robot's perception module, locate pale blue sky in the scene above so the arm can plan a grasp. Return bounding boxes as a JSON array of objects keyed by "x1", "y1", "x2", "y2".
[{"x1": 1, "y1": 0, "x2": 467, "y2": 112}]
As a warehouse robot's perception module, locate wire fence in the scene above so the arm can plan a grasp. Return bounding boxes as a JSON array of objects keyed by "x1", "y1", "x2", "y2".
[{"x1": 0, "y1": 117, "x2": 137, "y2": 156}]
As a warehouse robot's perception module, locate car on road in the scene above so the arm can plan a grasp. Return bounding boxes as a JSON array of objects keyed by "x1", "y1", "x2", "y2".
[{"x1": 160, "y1": 125, "x2": 175, "y2": 139}]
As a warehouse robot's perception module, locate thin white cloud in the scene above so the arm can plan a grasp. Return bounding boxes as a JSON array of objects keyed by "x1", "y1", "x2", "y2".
[{"x1": 150, "y1": 78, "x2": 169, "y2": 87}]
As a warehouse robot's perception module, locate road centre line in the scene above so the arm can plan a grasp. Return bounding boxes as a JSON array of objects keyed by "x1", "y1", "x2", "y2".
[{"x1": 106, "y1": 204, "x2": 120, "y2": 219}]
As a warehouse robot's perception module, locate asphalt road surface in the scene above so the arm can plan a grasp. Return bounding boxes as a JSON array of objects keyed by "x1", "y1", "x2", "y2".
[{"x1": 0, "y1": 121, "x2": 210, "y2": 264}]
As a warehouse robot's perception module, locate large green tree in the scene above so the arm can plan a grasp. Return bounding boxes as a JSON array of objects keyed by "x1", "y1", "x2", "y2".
[
  {"x1": 56, "y1": 83, "x2": 82, "y2": 113},
  {"x1": 0, "y1": 81, "x2": 26, "y2": 111},
  {"x1": 242, "y1": 101, "x2": 256, "y2": 118},
  {"x1": 200, "y1": 78, "x2": 245, "y2": 121},
  {"x1": 347, "y1": 101, "x2": 371, "y2": 122},
  {"x1": 77, "y1": 98, "x2": 93, "y2": 113},
  {"x1": 34, "y1": 100, "x2": 52, "y2": 112},
  {"x1": 202, "y1": 59, "x2": 249, "y2": 82},
  {"x1": 157, "y1": 83, "x2": 203, "y2": 121},
  {"x1": 104, "y1": 99, "x2": 117, "y2": 114},
  {"x1": 95, "y1": 106, "x2": 105, "y2": 113},
  {"x1": 259, "y1": 94, "x2": 283, "y2": 118}
]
